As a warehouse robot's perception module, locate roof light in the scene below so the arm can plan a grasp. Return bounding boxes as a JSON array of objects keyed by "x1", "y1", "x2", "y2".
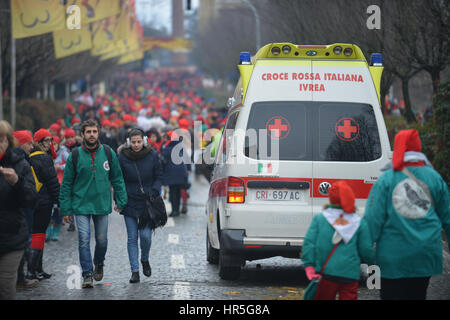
[
  {"x1": 271, "y1": 46, "x2": 281, "y2": 56},
  {"x1": 333, "y1": 46, "x2": 343, "y2": 55},
  {"x1": 344, "y1": 48, "x2": 353, "y2": 56},
  {"x1": 370, "y1": 53, "x2": 383, "y2": 66},
  {"x1": 282, "y1": 45, "x2": 291, "y2": 54},
  {"x1": 239, "y1": 52, "x2": 251, "y2": 65}
]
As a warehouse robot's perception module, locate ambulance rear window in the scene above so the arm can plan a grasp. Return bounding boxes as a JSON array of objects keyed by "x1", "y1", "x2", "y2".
[
  {"x1": 244, "y1": 101, "x2": 381, "y2": 162},
  {"x1": 317, "y1": 102, "x2": 381, "y2": 162},
  {"x1": 245, "y1": 102, "x2": 312, "y2": 161}
]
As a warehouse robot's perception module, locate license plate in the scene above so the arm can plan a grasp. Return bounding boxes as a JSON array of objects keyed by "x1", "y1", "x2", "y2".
[{"x1": 254, "y1": 190, "x2": 303, "y2": 201}]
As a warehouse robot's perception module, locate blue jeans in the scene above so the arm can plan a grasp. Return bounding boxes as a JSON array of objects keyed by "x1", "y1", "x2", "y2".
[
  {"x1": 124, "y1": 216, "x2": 152, "y2": 272},
  {"x1": 75, "y1": 215, "x2": 108, "y2": 277}
]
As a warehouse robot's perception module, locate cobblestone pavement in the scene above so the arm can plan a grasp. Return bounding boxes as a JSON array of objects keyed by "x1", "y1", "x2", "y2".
[{"x1": 16, "y1": 174, "x2": 450, "y2": 300}]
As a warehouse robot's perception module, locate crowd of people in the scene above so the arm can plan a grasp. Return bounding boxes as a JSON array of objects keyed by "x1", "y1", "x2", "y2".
[{"x1": 0, "y1": 70, "x2": 226, "y2": 297}]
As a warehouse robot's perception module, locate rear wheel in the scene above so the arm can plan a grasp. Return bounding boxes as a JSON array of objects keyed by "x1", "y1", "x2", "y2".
[
  {"x1": 218, "y1": 249, "x2": 241, "y2": 280},
  {"x1": 206, "y1": 228, "x2": 219, "y2": 265}
]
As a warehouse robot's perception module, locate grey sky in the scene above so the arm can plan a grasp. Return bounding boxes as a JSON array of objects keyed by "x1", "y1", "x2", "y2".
[{"x1": 135, "y1": 0, "x2": 199, "y2": 33}]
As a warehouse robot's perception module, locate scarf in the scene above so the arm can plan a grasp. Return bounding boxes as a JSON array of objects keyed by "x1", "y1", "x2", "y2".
[
  {"x1": 122, "y1": 146, "x2": 153, "y2": 161},
  {"x1": 322, "y1": 207, "x2": 361, "y2": 244},
  {"x1": 381, "y1": 151, "x2": 432, "y2": 172}
]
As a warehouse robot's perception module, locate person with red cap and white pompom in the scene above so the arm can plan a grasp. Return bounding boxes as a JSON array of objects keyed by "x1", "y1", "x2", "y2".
[
  {"x1": 302, "y1": 181, "x2": 375, "y2": 300},
  {"x1": 26, "y1": 129, "x2": 60, "y2": 281},
  {"x1": 364, "y1": 129, "x2": 450, "y2": 300}
]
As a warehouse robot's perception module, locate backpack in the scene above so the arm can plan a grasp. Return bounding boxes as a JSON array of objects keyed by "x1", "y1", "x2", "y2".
[
  {"x1": 29, "y1": 151, "x2": 46, "y2": 192},
  {"x1": 71, "y1": 144, "x2": 113, "y2": 181}
]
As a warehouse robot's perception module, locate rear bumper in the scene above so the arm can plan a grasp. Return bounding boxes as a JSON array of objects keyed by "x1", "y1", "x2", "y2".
[{"x1": 220, "y1": 229, "x2": 303, "y2": 260}]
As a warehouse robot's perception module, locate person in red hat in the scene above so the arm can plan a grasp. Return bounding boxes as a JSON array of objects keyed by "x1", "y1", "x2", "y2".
[
  {"x1": 11, "y1": 130, "x2": 40, "y2": 289},
  {"x1": 46, "y1": 136, "x2": 63, "y2": 242},
  {"x1": 26, "y1": 129, "x2": 60, "y2": 281},
  {"x1": 302, "y1": 181, "x2": 375, "y2": 300},
  {"x1": 48, "y1": 123, "x2": 61, "y2": 137},
  {"x1": 13, "y1": 130, "x2": 34, "y2": 157},
  {"x1": 118, "y1": 114, "x2": 134, "y2": 145},
  {"x1": 364, "y1": 129, "x2": 450, "y2": 300},
  {"x1": 99, "y1": 120, "x2": 119, "y2": 153},
  {"x1": 161, "y1": 130, "x2": 189, "y2": 217}
]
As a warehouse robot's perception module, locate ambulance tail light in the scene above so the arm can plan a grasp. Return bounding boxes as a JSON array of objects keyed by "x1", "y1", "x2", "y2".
[
  {"x1": 240, "y1": 52, "x2": 251, "y2": 65},
  {"x1": 227, "y1": 177, "x2": 245, "y2": 203},
  {"x1": 371, "y1": 53, "x2": 383, "y2": 66}
]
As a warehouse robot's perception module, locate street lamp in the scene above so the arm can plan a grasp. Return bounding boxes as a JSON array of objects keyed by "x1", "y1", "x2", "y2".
[{"x1": 241, "y1": 0, "x2": 261, "y2": 53}]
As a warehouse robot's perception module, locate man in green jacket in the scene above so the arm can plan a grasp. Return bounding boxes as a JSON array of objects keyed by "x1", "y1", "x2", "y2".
[{"x1": 59, "y1": 120, "x2": 127, "y2": 288}]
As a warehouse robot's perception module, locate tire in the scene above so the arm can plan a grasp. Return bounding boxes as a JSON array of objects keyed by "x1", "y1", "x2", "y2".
[
  {"x1": 206, "y1": 229, "x2": 219, "y2": 265},
  {"x1": 218, "y1": 249, "x2": 241, "y2": 280}
]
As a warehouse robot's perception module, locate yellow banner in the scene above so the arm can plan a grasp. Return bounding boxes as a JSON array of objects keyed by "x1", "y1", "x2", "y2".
[
  {"x1": 65, "y1": 0, "x2": 120, "y2": 25},
  {"x1": 11, "y1": 0, "x2": 66, "y2": 39},
  {"x1": 90, "y1": 16, "x2": 123, "y2": 55},
  {"x1": 98, "y1": 21, "x2": 141, "y2": 61},
  {"x1": 143, "y1": 37, "x2": 193, "y2": 51},
  {"x1": 53, "y1": 28, "x2": 93, "y2": 59},
  {"x1": 118, "y1": 49, "x2": 144, "y2": 65}
]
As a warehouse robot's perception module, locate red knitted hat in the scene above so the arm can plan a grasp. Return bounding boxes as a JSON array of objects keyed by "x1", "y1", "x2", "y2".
[
  {"x1": 71, "y1": 117, "x2": 81, "y2": 125},
  {"x1": 64, "y1": 128, "x2": 76, "y2": 138},
  {"x1": 328, "y1": 181, "x2": 355, "y2": 213},
  {"x1": 13, "y1": 130, "x2": 33, "y2": 145},
  {"x1": 49, "y1": 123, "x2": 61, "y2": 133},
  {"x1": 393, "y1": 129, "x2": 421, "y2": 171},
  {"x1": 33, "y1": 129, "x2": 52, "y2": 143},
  {"x1": 178, "y1": 118, "x2": 189, "y2": 130}
]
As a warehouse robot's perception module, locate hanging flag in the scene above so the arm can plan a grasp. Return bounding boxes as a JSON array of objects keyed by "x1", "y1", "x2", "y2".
[
  {"x1": 53, "y1": 28, "x2": 93, "y2": 59},
  {"x1": 90, "y1": 16, "x2": 121, "y2": 54},
  {"x1": 11, "y1": 0, "x2": 65, "y2": 39},
  {"x1": 98, "y1": 20, "x2": 141, "y2": 60},
  {"x1": 118, "y1": 49, "x2": 144, "y2": 65},
  {"x1": 143, "y1": 37, "x2": 194, "y2": 52},
  {"x1": 65, "y1": 0, "x2": 120, "y2": 25}
]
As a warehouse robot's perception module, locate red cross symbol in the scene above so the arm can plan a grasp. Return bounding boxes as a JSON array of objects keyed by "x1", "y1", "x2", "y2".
[
  {"x1": 266, "y1": 116, "x2": 290, "y2": 139},
  {"x1": 335, "y1": 118, "x2": 359, "y2": 141},
  {"x1": 268, "y1": 119, "x2": 288, "y2": 137}
]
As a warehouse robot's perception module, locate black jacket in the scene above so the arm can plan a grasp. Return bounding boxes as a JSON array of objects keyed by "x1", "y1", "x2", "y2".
[
  {"x1": 28, "y1": 146, "x2": 60, "y2": 207},
  {"x1": 0, "y1": 148, "x2": 37, "y2": 256},
  {"x1": 118, "y1": 146, "x2": 163, "y2": 219}
]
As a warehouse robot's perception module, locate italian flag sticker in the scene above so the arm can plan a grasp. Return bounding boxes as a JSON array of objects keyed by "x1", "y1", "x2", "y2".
[{"x1": 258, "y1": 163, "x2": 272, "y2": 174}]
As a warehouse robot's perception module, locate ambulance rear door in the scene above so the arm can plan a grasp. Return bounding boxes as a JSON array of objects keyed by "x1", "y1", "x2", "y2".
[
  {"x1": 310, "y1": 60, "x2": 389, "y2": 214},
  {"x1": 236, "y1": 59, "x2": 314, "y2": 239}
]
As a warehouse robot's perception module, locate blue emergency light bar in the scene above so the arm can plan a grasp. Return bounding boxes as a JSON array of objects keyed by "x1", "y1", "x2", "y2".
[
  {"x1": 371, "y1": 53, "x2": 383, "y2": 66},
  {"x1": 240, "y1": 52, "x2": 251, "y2": 65}
]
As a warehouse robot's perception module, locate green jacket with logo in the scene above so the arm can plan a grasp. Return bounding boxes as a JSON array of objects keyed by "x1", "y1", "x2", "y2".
[
  {"x1": 59, "y1": 145, "x2": 127, "y2": 216},
  {"x1": 363, "y1": 166, "x2": 450, "y2": 279}
]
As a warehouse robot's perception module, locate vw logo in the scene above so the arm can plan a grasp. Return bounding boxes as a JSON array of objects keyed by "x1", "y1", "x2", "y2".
[{"x1": 319, "y1": 182, "x2": 331, "y2": 195}]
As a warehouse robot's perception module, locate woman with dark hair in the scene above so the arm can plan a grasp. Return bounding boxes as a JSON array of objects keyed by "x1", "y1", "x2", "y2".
[
  {"x1": 0, "y1": 120, "x2": 37, "y2": 299},
  {"x1": 118, "y1": 128, "x2": 163, "y2": 283},
  {"x1": 146, "y1": 128, "x2": 163, "y2": 153}
]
